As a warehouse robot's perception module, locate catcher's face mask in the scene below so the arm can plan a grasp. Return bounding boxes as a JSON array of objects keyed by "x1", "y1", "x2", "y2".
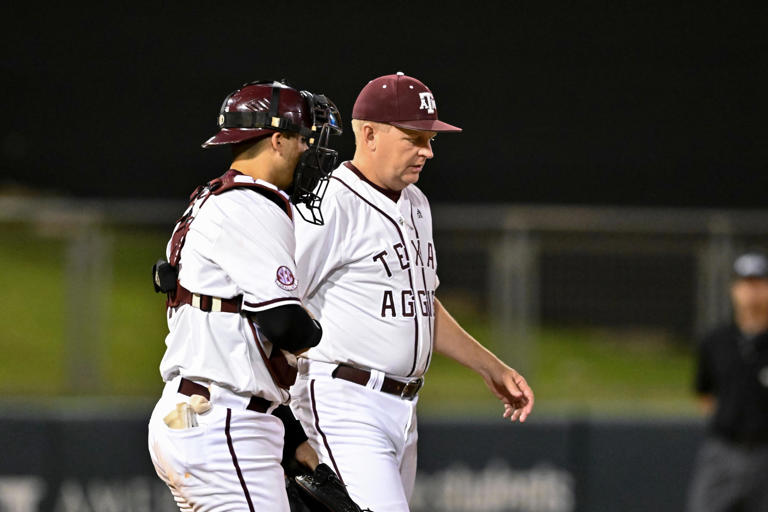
[{"x1": 290, "y1": 92, "x2": 342, "y2": 225}]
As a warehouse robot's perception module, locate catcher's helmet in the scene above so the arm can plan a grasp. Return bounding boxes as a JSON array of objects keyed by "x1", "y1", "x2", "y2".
[
  {"x1": 202, "y1": 79, "x2": 343, "y2": 225},
  {"x1": 202, "y1": 80, "x2": 316, "y2": 147}
]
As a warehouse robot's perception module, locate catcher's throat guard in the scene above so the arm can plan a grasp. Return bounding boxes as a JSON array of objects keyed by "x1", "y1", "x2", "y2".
[
  {"x1": 291, "y1": 92, "x2": 342, "y2": 225},
  {"x1": 291, "y1": 123, "x2": 339, "y2": 225}
]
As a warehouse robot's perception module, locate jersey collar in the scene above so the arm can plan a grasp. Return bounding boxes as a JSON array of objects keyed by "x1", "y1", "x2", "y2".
[
  {"x1": 227, "y1": 169, "x2": 291, "y2": 202},
  {"x1": 343, "y1": 162, "x2": 401, "y2": 203}
]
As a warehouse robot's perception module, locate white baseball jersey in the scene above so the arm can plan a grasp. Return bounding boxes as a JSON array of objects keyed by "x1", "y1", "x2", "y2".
[
  {"x1": 159, "y1": 176, "x2": 301, "y2": 403},
  {"x1": 295, "y1": 161, "x2": 439, "y2": 378},
  {"x1": 150, "y1": 174, "x2": 298, "y2": 512}
]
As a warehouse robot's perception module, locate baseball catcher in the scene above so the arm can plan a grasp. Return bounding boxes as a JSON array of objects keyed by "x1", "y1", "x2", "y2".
[{"x1": 147, "y1": 79, "x2": 343, "y2": 511}]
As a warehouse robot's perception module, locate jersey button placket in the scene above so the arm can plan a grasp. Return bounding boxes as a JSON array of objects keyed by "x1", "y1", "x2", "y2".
[{"x1": 401, "y1": 228, "x2": 425, "y2": 371}]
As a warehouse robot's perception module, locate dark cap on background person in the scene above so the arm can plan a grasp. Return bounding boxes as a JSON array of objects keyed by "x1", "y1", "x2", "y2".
[
  {"x1": 733, "y1": 252, "x2": 768, "y2": 279},
  {"x1": 352, "y1": 72, "x2": 462, "y2": 133}
]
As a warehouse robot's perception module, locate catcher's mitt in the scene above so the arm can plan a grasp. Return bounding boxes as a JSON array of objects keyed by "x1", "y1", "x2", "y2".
[{"x1": 286, "y1": 463, "x2": 371, "y2": 512}]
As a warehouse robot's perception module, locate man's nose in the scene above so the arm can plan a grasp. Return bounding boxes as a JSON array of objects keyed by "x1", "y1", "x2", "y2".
[{"x1": 420, "y1": 141, "x2": 434, "y2": 159}]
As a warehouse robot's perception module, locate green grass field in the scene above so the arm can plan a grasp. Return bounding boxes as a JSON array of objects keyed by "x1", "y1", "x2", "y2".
[{"x1": 0, "y1": 224, "x2": 701, "y2": 418}]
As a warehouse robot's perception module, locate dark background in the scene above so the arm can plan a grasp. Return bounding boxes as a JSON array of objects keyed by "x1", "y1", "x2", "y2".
[{"x1": 2, "y1": 2, "x2": 766, "y2": 206}]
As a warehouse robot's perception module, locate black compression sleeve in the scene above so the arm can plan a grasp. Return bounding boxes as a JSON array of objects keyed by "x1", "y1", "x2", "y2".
[
  {"x1": 272, "y1": 404, "x2": 309, "y2": 456},
  {"x1": 251, "y1": 304, "x2": 322, "y2": 352},
  {"x1": 273, "y1": 405, "x2": 309, "y2": 475}
]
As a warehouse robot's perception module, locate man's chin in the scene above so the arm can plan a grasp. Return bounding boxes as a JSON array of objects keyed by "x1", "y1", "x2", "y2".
[{"x1": 405, "y1": 171, "x2": 421, "y2": 184}]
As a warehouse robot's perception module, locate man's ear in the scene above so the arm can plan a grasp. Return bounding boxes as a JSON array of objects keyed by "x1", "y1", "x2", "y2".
[
  {"x1": 363, "y1": 124, "x2": 377, "y2": 151},
  {"x1": 270, "y1": 131, "x2": 284, "y2": 153}
]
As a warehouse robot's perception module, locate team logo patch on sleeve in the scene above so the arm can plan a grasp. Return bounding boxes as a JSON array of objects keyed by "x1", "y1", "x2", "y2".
[{"x1": 275, "y1": 266, "x2": 298, "y2": 291}]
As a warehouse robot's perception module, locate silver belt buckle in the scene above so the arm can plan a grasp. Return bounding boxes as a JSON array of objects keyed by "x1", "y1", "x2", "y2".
[{"x1": 400, "y1": 377, "x2": 424, "y2": 400}]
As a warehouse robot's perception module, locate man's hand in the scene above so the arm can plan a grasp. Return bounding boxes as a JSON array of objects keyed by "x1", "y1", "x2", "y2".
[
  {"x1": 483, "y1": 365, "x2": 534, "y2": 422},
  {"x1": 433, "y1": 298, "x2": 534, "y2": 422}
]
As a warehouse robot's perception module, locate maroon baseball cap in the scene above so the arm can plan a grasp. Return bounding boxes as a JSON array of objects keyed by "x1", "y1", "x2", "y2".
[{"x1": 352, "y1": 72, "x2": 462, "y2": 133}]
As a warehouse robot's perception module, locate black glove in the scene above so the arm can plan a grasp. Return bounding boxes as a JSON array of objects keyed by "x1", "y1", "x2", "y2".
[
  {"x1": 286, "y1": 463, "x2": 371, "y2": 512},
  {"x1": 286, "y1": 476, "x2": 314, "y2": 512}
]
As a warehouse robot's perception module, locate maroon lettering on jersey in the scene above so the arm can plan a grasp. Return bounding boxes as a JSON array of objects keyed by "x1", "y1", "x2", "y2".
[
  {"x1": 381, "y1": 290, "x2": 396, "y2": 317},
  {"x1": 427, "y1": 242, "x2": 435, "y2": 269},
  {"x1": 417, "y1": 290, "x2": 430, "y2": 316},
  {"x1": 410, "y1": 240, "x2": 424, "y2": 266},
  {"x1": 372, "y1": 250, "x2": 392, "y2": 277},
  {"x1": 393, "y1": 242, "x2": 410, "y2": 270},
  {"x1": 380, "y1": 288, "x2": 436, "y2": 318},
  {"x1": 401, "y1": 290, "x2": 415, "y2": 317}
]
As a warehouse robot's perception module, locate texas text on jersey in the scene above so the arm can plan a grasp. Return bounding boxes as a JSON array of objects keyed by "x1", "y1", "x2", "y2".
[{"x1": 296, "y1": 161, "x2": 438, "y2": 378}]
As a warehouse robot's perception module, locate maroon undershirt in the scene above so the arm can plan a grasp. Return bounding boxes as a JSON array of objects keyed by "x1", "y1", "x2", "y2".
[{"x1": 343, "y1": 161, "x2": 401, "y2": 202}]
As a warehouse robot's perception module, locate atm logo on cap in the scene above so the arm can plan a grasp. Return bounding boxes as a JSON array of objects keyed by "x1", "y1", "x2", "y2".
[{"x1": 419, "y1": 92, "x2": 436, "y2": 114}]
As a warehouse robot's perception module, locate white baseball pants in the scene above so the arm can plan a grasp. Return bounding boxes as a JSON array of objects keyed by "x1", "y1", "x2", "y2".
[
  {"x1": 148, "y1": 376, "x2": 289, "y2": 511},
  {"x1": 290, "y1": 360, "x2": 419, "y2": 512}
]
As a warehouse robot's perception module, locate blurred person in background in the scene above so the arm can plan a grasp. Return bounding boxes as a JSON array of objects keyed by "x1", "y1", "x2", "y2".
[{"x1": 686, "y1": 252, "x2": 768, "y2": 512}]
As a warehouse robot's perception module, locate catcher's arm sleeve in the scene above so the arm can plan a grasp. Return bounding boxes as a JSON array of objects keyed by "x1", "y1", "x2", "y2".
[
  {"x1": 252, "y1": 305, "x2": 322, "y2": 352},
  {"x1": 272, "y1": 405, "x2": 309, "y2": 469}
]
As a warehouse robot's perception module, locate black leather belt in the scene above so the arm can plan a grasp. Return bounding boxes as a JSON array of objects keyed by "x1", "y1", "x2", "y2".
[
  {"x1": 178, "y1": 378, "x2": 271, "y2": 413},
  {"x1": 331, "y1": 365, "x2": 423, "y2": 400}
]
